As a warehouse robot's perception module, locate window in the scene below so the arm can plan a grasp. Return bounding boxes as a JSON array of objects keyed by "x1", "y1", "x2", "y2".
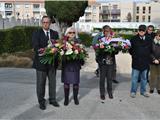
[
  {"x1": 112, "y1": 15, "x2": 117, "y2": 19},
  {"x1": 16, "y1": 5, "x2": 20, "y2": 9},
  {"x1": 148, "y1": 16, "x2": 151, "y2": 22},
  {"x1": 142, "y1": 15, "x2": 145, "y2": 22},
  {"x1": 33, "y1": 4, "x2": 40, "y2": 9},
  {"x1": 92, "y1": 6, "x2": 97, "y2": 13},
  {"x1": 85, "y1": 13, "x2": 90, "y2": 17},
  {"x1": 93, "y1": 6, "x2": 96, "y2": 10},
  {"x1": 136, "y1": 16, "x2": 139, "y2": 22},
  {"x1": 113, "y1": 5, "x2": 118, "y2": 9},
  {"x1": 148, "y1": 6, "x2": 151, "y2": 14},
  {"x1": 102, "y1": 6, "x2": 109, "y2": 11},
  {"x1": 143, "y1": 7, "x2": 145, "y2": 14},
  {"x1": 25, "y1": 4, "x2": 29, "y2": 8},
  {"x1": 136, "y1": 7, "x2": 139, "y2": 14},
  {"x1": 5, "y1": 11, "x2": 12, "y2": 16},
  {"x1": 5, "y1": 3, "x2": 12, "y2": 8}
]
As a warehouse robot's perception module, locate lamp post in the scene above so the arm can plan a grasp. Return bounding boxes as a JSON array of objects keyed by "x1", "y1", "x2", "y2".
[
  {"x1": 2, "y1": 17, "x2": 5, "y2": 29},
  {"x1": 39, "y1": 14, "x2": 41, "y2": 26},
  {"x1": 109, "y1": 3, "x2": 111, "y2": 22}
]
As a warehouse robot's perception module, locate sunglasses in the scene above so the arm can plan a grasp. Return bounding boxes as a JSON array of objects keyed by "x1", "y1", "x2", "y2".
[
  {"x1": 68, "y1": 32, "x2": 75, "y2": 34},
  {"x1": 139, "y1": 29, "x2": 146, "y2": 32}
]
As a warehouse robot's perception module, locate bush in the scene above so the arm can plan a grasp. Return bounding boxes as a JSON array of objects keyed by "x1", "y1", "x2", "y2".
[
  {"x1": 0, "y1": 26, "x2": 39, "y2": 54},
  {"x1": 78, "y1": 32, "x2": 92, "y2": 47},
  {"x1": 119, "y1": 34, "x2": 134, "y2": 40}
]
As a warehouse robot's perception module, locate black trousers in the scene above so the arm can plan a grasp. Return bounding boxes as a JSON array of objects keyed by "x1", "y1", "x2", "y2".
[
  {"x1": 36, "y1": 68, "x2": 56, "y2": 104},
  {"x1": 99, "y1": 64, "x2": 114, "y2": 95}
]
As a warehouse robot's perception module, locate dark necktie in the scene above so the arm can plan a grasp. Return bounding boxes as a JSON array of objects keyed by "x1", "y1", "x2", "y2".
[{"x1": 46, "y1": 31, "x2": 49, "y2": 40}]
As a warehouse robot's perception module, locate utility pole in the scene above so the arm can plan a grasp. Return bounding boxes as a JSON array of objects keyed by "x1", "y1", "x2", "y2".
[
  {"x1": 2, "y1": 17, "x2": 5, "y2": 29},
  {"x1": 109, "y1": 3, "x2": 111, "y2": 22}
]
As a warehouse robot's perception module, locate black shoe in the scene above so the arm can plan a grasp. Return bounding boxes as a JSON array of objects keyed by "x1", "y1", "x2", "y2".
[
  {"x1": 39, "y1": 103, "x2": 46, "y2": 110},
  {"x1": 108, "y1": 93, "x2": 113, "y2": 99},
  {"x1": 112, "y1": 80, "x2": 119, "y2": 84},
  {"x1": 157, "y1": 90, "x2": 160, "y2": 94},
  {"x1": 50, "y1": 101, "x2": 60, "y2": 107},
  {"x1": 149, "y1": 90, "x2": 154, "y2": 94},
  {"x1": 64, "y1": 98, "x2": 69, "y2": 106},
  {"x1": 95, "y1": 69, "x2": 99, "y2": 77},
  {"x1": 74, "y1": 98, "x2": 79, "y2": 105},
  {"x1": 100, "y1": 95, "x2": 105, "y2": 100}
]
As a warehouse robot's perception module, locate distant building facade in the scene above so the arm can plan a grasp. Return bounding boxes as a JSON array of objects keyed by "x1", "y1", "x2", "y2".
[
  {"x1": 0, "y1": 0, "x2": 46, "y2": 20},
  {"x1": 79, "y1": 0, "x2": 160, "y2": 24}
]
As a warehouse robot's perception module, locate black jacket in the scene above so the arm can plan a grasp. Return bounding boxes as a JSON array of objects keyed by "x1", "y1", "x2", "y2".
[
  {"x1": 32, "y1": 28, "x2": 59, "y2": 71},
  {"x1": 150, "y1": 41, "x2": 160, "y2": 65},
  {"x1": 129, "y1": 34, "x2": 152, "y2": 71}
]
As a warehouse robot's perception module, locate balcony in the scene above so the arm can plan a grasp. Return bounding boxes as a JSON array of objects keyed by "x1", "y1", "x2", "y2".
[
  {"x1": 33, "y1": 8, "x2": 40, "y2": 13},
  {"x1": 85, "y1": 8, "x2": 92, "y2": 13},
  {"x1": 5, "y1": 7, "x2": 13, "y2": 11},
  {"x1": 99, "y1": 10, "x2": 110, "y2": 15},
  {"x1": 85, "y1": 19, "x2": 91, "y2": 22},
  {"x1": 111, "y1": 9, "x2": 120, "y2": 15},
  {"x1": 100, "y1": 9, "x2": 120, "y2": 15}
]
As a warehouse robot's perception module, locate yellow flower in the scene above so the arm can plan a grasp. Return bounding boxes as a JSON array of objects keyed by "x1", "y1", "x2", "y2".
[
  {"x1": 66, "y1": 42, "x2": 73, "y2": 49},
  {"x1": 51, "y1": 48, "x2": 57, "y2": 53},
  {"x1": 54, "y1": 43, "x2": 60, "y2": 47}
]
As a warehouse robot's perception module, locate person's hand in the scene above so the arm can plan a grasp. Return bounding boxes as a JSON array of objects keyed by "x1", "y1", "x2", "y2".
[{"x1": 153, "y1": 59, "x2": 159, "y2": 64}]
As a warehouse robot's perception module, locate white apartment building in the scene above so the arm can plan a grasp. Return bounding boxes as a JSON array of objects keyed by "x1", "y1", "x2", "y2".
[
  {"x1": 136, "y1": 1, "x2": 160, "y2": 23},
  {"x1": 0, "y1": 0, "x2": 46, "y2": 19},
  {"x1": 80, "y1": 0, "x2": 160, "y2": 23},
  {"x1": 76, "y1": 0, "x2": 160, "y2": 32}
]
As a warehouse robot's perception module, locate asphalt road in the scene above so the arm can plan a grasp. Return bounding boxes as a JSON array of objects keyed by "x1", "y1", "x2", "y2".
[{"x1": 0, "y1": 49, "x2": 160, "y2": 120}]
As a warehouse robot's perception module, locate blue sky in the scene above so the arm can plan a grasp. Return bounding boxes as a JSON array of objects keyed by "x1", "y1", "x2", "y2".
[{"x1": 96, "y1": 0, "x2": 151, "y2": 2}]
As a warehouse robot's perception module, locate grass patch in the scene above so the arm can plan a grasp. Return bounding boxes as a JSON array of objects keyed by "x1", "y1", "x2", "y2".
[{"x1": 0, "y1": 49, "x2": 34, "y2": 68}]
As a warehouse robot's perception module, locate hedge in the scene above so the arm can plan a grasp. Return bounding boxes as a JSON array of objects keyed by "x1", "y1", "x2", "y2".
[
  {"x1": 78, "y1": 32, "x2": 93, "y2": 47},
  {"x1": 0, "y1": 26, "x2": 39, "y2": 54},
  {"x1": 0, "y1": 26, "x2": 134, "y2": 54}
]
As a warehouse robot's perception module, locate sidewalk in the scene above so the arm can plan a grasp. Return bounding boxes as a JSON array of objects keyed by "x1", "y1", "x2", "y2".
[{"x1": 0, "y1": 49, "x2": 160, "y2": 120}]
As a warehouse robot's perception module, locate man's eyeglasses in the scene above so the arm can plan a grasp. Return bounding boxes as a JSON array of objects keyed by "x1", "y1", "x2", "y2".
[
  {"x1": 42, "y1": 22, "x2": 50, "y2": 24},
  {"x1": 68, "y1": 32, "x2": 75, "y2": 34}
]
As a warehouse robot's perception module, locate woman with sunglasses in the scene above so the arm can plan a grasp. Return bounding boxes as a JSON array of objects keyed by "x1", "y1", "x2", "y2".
[
  {"x1": 61, "y1": 27, "x2": 83, "y2": 106},
  {"x1": 149, "y1": 30, "x2": 160, "y2": 94}
]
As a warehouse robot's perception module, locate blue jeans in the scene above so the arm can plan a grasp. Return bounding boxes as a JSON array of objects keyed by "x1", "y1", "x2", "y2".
[{"x1": 130, "y1": 68, "x2": 148, "y2": 94}]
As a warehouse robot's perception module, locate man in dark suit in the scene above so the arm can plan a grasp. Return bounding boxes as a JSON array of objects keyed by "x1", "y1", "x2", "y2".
[{"x1": 32, "y1": 16, "x2": 59, "y2": 110}]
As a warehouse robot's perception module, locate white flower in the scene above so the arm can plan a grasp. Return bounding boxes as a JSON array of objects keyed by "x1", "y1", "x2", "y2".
[
  {"x1": 79, "y1": 44, "x2": 83, "y2": 48},
  {"x1": 47, "y1": 43, "x2": 52, "y2": 48},
  {"x1": 60, "y1": 50, "x2": 64, "y2": 55},
  {"x1": 65, "y1": 49, "x2": 73, "y2": 55},
  {"x1": 106, "y1": 45, "x2": 111, "y2": 49},
  {"x1": 74, "y1": 50, "x2": 79, "y2": 54}
]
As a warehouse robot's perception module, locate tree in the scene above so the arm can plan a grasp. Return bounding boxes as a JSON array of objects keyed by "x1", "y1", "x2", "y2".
[
  {"x1": 127, "y1": 12, "x2": 132, "y2": 22},
  {"x1": 45, "y1": 1, "x2": 88, "y2": 35}
]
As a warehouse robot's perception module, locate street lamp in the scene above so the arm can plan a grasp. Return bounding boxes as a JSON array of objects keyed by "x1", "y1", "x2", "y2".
[
  {"x1": 109, "y1": 3, "x2": 111, "y2": 22},
  {"x1": 39, "y1": 14, "x2": 41, "y2": 26},
  {"x1": 2, "y1": 17, "x2": 5, "y2": 29}
]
